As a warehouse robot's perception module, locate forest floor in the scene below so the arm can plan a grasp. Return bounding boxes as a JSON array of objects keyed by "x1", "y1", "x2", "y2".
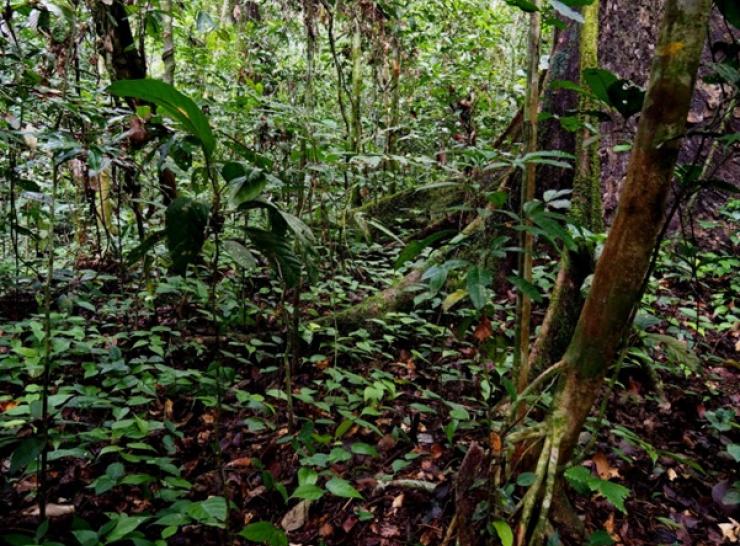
[{"x1": 0, "y1": 205, "x2": 738, "y2": 546}]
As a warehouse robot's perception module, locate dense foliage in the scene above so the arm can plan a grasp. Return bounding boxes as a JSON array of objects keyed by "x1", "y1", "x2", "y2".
[{"x1": 0, "y1": 0, "x2": 738, "y2": 545}]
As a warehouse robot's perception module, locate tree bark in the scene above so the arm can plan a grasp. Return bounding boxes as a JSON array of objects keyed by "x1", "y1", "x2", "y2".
[
  {"x1": 514, "y1": 0, "x2": 542, "y2": 393},
  {"x1": 162, "y1": 0, "x2": 175, "y2": 86},
  {"x1": 526, "y1": 0, "x2": 603, "y2": 377},
  {"x1": 552, "y1": 0, "x2": 713, "y2": 463}
]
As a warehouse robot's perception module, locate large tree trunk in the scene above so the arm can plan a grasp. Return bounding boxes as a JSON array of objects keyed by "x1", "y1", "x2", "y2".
[
  {"x1": 515, "y1": 2, "x2": 712, "y2": 543},
  {"x1": 552, "y1": 0, "x2": 712, "y2": 462},
  {"x1": 526, "y1": 1, "x2": 603, "y2": 377}
]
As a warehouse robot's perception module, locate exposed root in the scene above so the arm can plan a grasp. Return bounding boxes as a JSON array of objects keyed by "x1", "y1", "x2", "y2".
[
  {"x1": 529, "y1": 423, "x2": 562, "y2": 545},
  {"x1": 516, "y1": 433, "x2": 551, "y2": 546}
]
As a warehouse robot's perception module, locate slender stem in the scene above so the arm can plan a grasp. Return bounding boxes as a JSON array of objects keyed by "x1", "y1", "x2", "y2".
[
  {"x1": 514, "y1": 0, "x2": 541, "y2": 394},
  {"x1": 39, "y1": 162, "x2": 59, "y2": 523}
]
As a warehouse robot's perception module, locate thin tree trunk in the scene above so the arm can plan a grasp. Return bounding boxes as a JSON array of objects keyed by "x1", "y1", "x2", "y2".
[
  {"x1": 386, "y1": 37, "x2": 401, "y2": 193},
  {"x1": 350, "y1": 14, "x2": 363, "y2": 155},
  {"x1": 162, "y1": 0, "x2": 175, "y2": 85},
  {"x1": 514, "y1": 0, "x2": 541, "y2": 393}
]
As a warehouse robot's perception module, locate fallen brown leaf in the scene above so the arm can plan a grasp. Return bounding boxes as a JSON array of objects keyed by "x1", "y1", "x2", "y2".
[
  {"x1": 226, "y1": 457, "x2": 252, "y2": 468},
  {"x1": 593, "y1": 452, "x2": 620, "y2": 480},
  {"x1": 719, "y1": 518, "x2": 740, "y2": 543},
  {"x1": 473, "y1": 316, "x2": 493, "y2": 343},
  {"x1": 281, "y1": 500, "x2": 312, "y2": 532}
]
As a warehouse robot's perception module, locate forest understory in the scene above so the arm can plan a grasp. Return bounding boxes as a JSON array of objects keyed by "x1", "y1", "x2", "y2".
[{"x1": 1, "y1": 0, "x2": 739, "y2": 545}]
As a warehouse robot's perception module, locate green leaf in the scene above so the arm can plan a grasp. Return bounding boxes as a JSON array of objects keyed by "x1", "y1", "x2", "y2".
[
  {"x1": 223, "y1": 240, "x2": 257, "y2": 270},
  {"x1": 72, "y1": 530, "x2": 100, "y2": 546},
  {"x1": 583, "y1": 68, "x2": 618, "y2": 105},
  {"x1": 507, "y1": 275, "x2": 543, "y2": 303},
  {"x1": 10, "y1": 437, "x2": 44, "y2": 474},
  {"x1": 448, "y1": 404, "x2": 470, "y2": 421},
  {"x1": 549, "y1": 0, "x2": 583, "y2": 22},
  {"x1": 505, "y1": 0, "x2": 539, "y2": 12},
  {"x1": 563, "y1": 465, "x2": 593, "y2": 495},
  {"x1": 516, "y1": 472, "x2": 536, "y2": 487},
  {"x1": 592, "y1": 480, "x2": 630, "y2": 514},
  {"x1": 239, "y1": 522, "x2": 288, "y2": 546},
  {"x1": 716, "y1": 0, "x2": 740, "y2": 28},
  {"x1": 291, "y1": 484, "x2": 325, "y2": 500},
  {"x1": 326, "y1": 477, "x2": 363, "y2": 499},
  {"x1": 394, "y1": 230, "x2": 453, "y2": 269},
  {"x1": 245, "y1": 228, "x2": 302, "y2": 287},
  {"x1": 491, "y1": 520, "x2": 513, "y2": 546},
  {"x1": 467, "y1": 266, "x2": 492, "y2": 310},
  {"x1": 222, "y1": 162, "x2": 267, "y2": 206},
  {"x1": 108, "y1": 79, "x2": 215, "y2": 158},
  {"x1": 186, "y1": 496, "x2": 228, "y2": 527},
  {"x1": 165, "y1": 197, "x2": 210, "y2": 274},
  {"x1": 297, "y1": 467, "x2": 319, "y2": 485},
  {"x1": 728, "y1": 444, "x2": 740, "y2": 462},
  {"x1": 105, "y1": 515, "x2": 149, "y2": 544},
  {"x1": 350, "y1": 442, "x2": 380, "y2": 458},
  {"x1": 587, "y1": 530, "x2": 614, "y2": 546}
]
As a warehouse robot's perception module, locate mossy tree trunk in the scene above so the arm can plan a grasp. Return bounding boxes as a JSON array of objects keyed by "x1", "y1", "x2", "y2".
[
  {"x1": 162, "y1": 0, "x2": 175, "y2": 86},
  {"x1": 518, "y1": 3, "x2": 713, "y2": 541},
  {"x1": 552, "y1": 0, "x2": 711, "y2": 463},
  {"x1": 526, "y1": 0, "x2": 603, "y2": 377}
]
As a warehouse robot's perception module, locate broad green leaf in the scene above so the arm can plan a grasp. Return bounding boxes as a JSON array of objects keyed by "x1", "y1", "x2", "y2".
[
  {"x1": 350, "y1": 443, "x2": 380, "y2": 458},
  {"x1": 222, "y1": 161, "x2": 267, "y2": 206},
  {"x1": 505, "y1": 0, "x2": 539, "y2": 12},
  {"x1": 549, "y1": 0, "x2": 583, "y2": 22},
  {"x1": 492, "y1": 520, "x2": 513, "y2": 546},
  {"x1": 105, "y1": 515, "x2": 148, "y2": 544},
  {"x1": 239, "y1": 522, "x2": 288, "y2": 546},
  {"x1": 10, "y1": 437, "x2": 44, "y2": 474},
  {"x1": 223, "y1": 240, "x2": 257, "y2": 270},
  {"x1": 587, "y1": 530, "x2": 615, "y2": 546},
  {"x1": 728, "y1": 444, "x2": 740, "y2": 462},
  {"x1": 186, "y1": 496, "x2": 228, "y2": 527},
  {"x1": 507, "y1": 275, "x2": 543, "y2": 303},
  {"x1": 291, "y1": 484, "x2": 325, "y2": 500},
  {"x1": 592, "y1": 480, "x2": 630, "y2": 514},
  {"x1": 326, "y1": 477, "x2": 363, "y2": 499},
  {"x1": 297, "y1": 467, "x2": 319, "y2": 485},
  {"x1": 467, "y1": 266, "x2": 492, "y2": 310},
  {"x1": 72, "y1": 530, "x2": 100, "y2": 546},
  {"x1": 108, "y1": 79, "x2": 215, "y2": 158},
  {"x1": 716, "y1": 0, "x2": 740, "y2": 28}
]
